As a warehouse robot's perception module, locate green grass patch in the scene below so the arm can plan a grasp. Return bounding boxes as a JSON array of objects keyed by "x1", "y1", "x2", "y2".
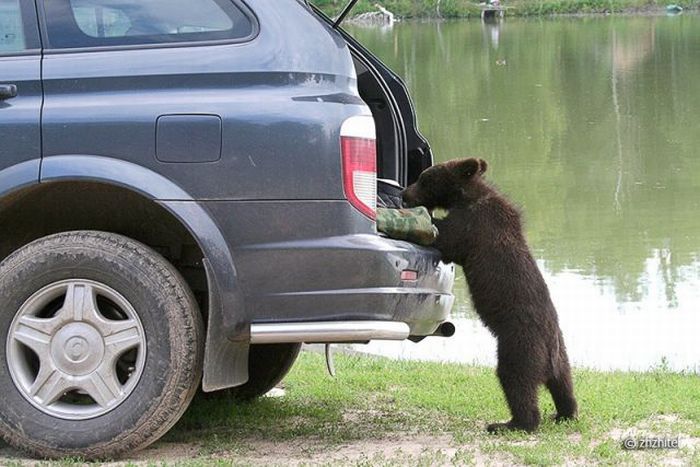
[{"x1": 165, "y1": 352, "x2": 700, "y2": 465}]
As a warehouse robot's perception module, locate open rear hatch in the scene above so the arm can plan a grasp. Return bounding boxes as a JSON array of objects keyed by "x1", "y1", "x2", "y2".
[{"x1": 308, "y1": 1, "x2": 433, "y2": 193}]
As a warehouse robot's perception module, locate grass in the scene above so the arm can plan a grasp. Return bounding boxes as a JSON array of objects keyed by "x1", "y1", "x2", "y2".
[
  {"x1": 156, "y1": 351, "x2": 700, "y2": 465},
  {"x1": 3, "y1": 352, "x2": 696, "y2": 464},
  {"x1": 311, "y1": 0, "x2": 700, "y2": 19}
]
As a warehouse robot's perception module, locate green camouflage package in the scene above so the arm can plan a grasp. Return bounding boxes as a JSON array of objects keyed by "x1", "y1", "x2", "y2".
[{"x1": 376, "y1": 207, "x2": 439, "y2": 246}]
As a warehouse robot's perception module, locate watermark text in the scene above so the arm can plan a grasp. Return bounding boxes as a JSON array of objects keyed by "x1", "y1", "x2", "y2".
[{"x1": 622, "y1": 436, "x2": 680, "y2": 450}]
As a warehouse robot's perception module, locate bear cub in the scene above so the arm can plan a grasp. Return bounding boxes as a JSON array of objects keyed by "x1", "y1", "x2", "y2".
[{"x1": 402, "y1": 158, "x2": 577, "y2": 433}]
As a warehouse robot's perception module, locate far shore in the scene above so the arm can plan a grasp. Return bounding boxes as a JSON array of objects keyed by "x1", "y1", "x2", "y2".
[{"x1": 313, "y1": 1, "x2": 698, "y2": 21}]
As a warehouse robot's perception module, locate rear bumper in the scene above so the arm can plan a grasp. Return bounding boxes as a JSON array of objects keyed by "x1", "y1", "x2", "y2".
[{"x1": 237, "y1": 233, "x2": 455, "y2": 336}]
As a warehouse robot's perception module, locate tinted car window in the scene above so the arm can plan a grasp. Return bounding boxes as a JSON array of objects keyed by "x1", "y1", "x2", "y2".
[
  {"x1": 0, "y1": 0, "x2": 27, "y2": 53},
  {"x1": 43, "y1": 0, "x2": 254, "y2": 49}
]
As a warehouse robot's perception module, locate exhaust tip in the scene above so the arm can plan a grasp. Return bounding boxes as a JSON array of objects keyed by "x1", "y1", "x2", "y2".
[
  {"x1": 436, "y1": 321, "x2": 456, "y2": 337},
  {"x1": 408, "y1": 321, "x2": 456, "y2": 342}
]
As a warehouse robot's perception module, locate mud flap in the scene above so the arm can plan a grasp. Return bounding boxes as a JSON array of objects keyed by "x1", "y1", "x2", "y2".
[{"x1": 202, "y1": 258, "x2": 250, "y2": 391}]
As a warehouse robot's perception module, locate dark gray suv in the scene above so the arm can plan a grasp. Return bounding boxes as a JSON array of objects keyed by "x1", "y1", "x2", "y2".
[{"x1": 0, "y1": 0, "x2": 454, "y2": 459}]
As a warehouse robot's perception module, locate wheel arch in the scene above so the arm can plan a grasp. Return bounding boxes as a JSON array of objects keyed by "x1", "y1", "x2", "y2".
[{"x1": 0, "y1": 156, "x2": 249, "y2": 391}]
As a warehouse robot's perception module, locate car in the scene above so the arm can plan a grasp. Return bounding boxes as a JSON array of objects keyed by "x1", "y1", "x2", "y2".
[{"x1": 0, "y1": 0, "x2": 455, "y2": 459}]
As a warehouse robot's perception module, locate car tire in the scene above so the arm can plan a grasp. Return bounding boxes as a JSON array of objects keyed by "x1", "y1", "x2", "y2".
[
  {"x1": 0, "y1": 231, "x2": 204, "y2": 460},
  {"x1": 203, "y1": 343, "x2": 301, "y2": 401},
  {"x1": 230, "y1": 343, "x2": 301, "y2": 400}
]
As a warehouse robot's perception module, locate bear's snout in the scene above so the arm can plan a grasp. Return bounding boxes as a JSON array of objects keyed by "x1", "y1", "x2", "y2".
[{"x1": 401, "y1": 186, "x2": 420, "y2": 208}]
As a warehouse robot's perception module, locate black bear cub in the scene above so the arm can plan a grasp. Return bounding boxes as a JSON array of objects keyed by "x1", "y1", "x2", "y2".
[{"x1": 402, "y1": 158, "x2": 577, "y2": 433}]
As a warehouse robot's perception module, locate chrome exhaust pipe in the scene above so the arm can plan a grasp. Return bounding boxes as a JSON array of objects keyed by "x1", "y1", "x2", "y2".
[
  {"x1": 408, "y1": 321, "x2": 456, "y2": 342},
  {"x1": 249, "y1": 320, "x2": 410, "y2": 344},
  {"x1": 432, "y1": 321, "x2": 456, "y2": 337}
]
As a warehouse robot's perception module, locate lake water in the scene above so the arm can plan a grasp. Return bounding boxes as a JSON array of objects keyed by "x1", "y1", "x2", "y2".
[{"x1": 347, "y1": 15, "x2": 700, "y2": 372}]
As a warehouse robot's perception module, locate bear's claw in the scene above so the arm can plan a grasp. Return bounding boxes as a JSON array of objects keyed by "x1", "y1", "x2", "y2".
[
  {"x1": 554, "y1": 413, "x2": 576, "y2": 423},
  {"x1": 486, "y1": 422, "x2": 511, "y2": 433},
  {"x1": 487, "y1": 421, "x2": 537, "y2": 433}
]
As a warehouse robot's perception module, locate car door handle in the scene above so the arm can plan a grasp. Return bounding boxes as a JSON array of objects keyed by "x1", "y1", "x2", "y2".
[{"x1": 0, "y1": 84, "x2": 18, "y2": 100}]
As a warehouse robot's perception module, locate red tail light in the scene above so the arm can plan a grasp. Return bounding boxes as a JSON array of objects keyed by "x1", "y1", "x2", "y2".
[{"x1": 341, "y1": 116, "x2": 377, "y2": 220}]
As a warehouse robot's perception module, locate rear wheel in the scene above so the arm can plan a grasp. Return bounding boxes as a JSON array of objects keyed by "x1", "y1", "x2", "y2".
[
  {"x1": 0, "y1": 231, "x2": 204, "y2": 460},
  {"x1": 204, "y1": 343, "x2": 301, "y2": 401},
  {"x1": 231, "y1": 343, "x2": 301, "y2": 400}
]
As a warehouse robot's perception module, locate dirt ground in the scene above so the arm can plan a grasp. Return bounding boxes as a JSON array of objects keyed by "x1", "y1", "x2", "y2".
[
  {"x1": 0, "y1": 434, "x2": 517, "y2": 466},
  {"x1": 1, "y1": 428, "x2": 696, "y2": 466}
]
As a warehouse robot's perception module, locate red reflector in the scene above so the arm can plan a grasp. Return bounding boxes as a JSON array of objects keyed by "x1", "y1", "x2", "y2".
[{"x1": 401, "y1": 270, "x2": 418, "y2": 281}]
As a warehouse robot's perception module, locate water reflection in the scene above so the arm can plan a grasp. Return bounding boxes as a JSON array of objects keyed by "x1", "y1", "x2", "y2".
[{"x1": 347, "y1": 15, "x2": 700, "y2": 371}]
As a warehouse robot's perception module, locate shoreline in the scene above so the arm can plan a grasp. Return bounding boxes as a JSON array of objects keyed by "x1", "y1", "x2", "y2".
[
  {"x1": 306, "y1": 344, "x2": 700, "y2": 374},
  {"x1": 315, "y1": 1, "x2": 698, "y2": 21}
]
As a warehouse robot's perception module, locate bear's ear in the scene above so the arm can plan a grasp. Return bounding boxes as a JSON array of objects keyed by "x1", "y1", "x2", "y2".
[
  {"x1": 452, "y1": 158, "x2": 481, "y2": 179},
  {"x1": 478, "y1": 158, "x2": 488, "y2": 175}
]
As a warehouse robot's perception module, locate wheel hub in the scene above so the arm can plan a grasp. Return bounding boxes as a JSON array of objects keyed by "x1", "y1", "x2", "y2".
[
  {"x1": 51, "y1": 323, "x2": 104, "y2": 375},
  {"x1": 6, "y1": 280, "x2": 146, "y2": 420}
]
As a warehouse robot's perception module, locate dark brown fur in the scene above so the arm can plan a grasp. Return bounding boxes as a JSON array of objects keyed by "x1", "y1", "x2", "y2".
[{"x1": 402, "y1": 158, "x2": 577, "y2": 433}]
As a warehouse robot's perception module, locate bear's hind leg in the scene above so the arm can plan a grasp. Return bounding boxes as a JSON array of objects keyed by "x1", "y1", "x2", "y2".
[
  {"x1": 546, "y1": 369, "x2": 577, "y2": 422},
  {"x1": 488, "y1": 365, "x2": 541, "y2": 433},
  {"x1": 546, "y1": 341, "x2": 577, "y2": 421}
]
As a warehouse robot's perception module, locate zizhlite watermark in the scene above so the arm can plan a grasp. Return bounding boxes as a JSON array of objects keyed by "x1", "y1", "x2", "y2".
[{"x1": 622, "y1": 436, "x2": 680, "y2": 450}]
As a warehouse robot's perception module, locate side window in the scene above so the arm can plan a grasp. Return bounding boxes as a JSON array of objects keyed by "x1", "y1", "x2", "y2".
[
  {"x1": 0, "y1": 0, "x2": 26, "y2": 53},
  {"x1": 43, "y1": 0, "x2": 255, "y2": 49},
  {"x1": 71, "y1": 5, "x2": 132, "y2": 39}
]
